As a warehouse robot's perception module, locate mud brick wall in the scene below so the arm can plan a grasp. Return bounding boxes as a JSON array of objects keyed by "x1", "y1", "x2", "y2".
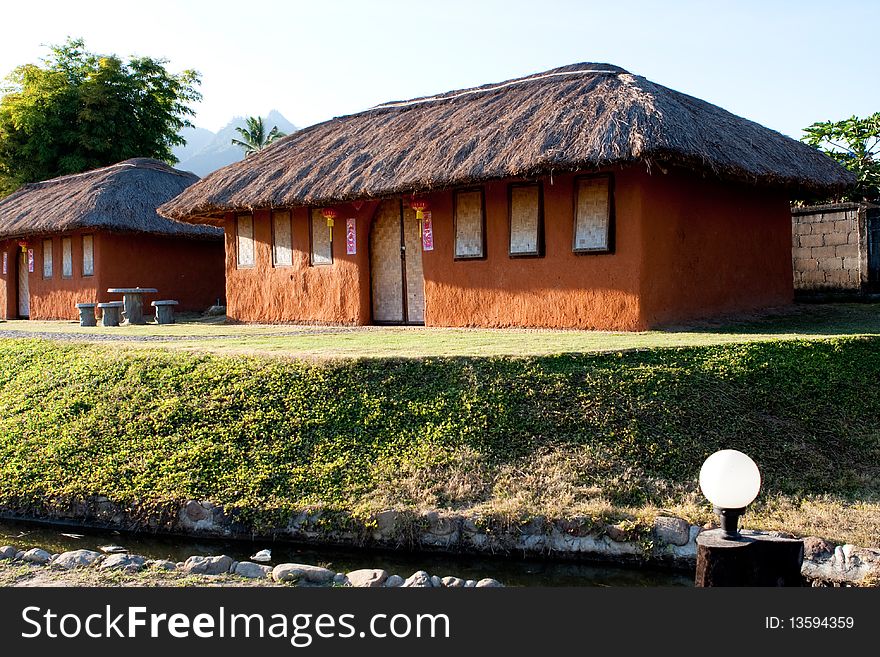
[{"x1": 792, "y1": 206, "x2": 862, "y2": 291}]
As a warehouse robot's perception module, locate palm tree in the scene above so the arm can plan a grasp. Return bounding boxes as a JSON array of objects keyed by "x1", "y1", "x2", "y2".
[{"x1": 231, "y1": 116, "x2": 286, "y2": 156}]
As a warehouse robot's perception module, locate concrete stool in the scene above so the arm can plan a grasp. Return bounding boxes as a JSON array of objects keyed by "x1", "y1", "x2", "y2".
[
  {"x1": 75, "y1": 303, "x2": 97, "y2": 327},
  {"x1": 151, "y1": 300, "x2": 179, "y2": 325},
  {"x1": 97, "y1": 301, "x2": 124, "y2": 327}
]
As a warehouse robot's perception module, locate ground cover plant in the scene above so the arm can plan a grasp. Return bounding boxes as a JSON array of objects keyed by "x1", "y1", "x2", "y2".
[{"x1": 0, "y1": 331, "x2": 877, "y2": 547}]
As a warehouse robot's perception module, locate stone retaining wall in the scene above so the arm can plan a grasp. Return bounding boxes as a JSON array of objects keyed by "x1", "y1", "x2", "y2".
[{"x1": 2, "y1": 496, "x2": 878, "y2": 586}]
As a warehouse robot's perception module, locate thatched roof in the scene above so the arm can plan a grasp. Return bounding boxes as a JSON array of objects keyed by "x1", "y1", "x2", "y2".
[
  {"x1": 159, "y1": 63, "x2": 854, "y2": 222},
  {"x1": 0, "y1": 158, "x2": 221, "y2": 239}
]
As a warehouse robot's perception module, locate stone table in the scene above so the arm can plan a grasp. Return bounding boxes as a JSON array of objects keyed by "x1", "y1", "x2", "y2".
[{"x1": 107, "y1": 287, "x2": 158, "y2": 325}]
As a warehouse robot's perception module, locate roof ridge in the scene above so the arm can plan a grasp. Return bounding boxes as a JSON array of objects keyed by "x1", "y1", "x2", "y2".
[
  {"x1": 372, "y1": 67, "x2": 623, "y2": 110},
  {"x1": 20, "y1": 158, "x2": 192, "y2": 190}
]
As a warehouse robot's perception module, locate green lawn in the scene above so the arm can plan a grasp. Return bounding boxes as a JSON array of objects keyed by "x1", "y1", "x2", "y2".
[{"x1": 1, "y1": 303, "x2": 878, "y2": 358}]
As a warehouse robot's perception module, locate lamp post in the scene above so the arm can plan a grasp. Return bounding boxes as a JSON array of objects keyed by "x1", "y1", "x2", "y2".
[
  {"x1": 695, "y1": 449, "x2": 804, "y2": 587},
  {"x1": 698, "y1": 449, "x2": 761, "y2": 539}
]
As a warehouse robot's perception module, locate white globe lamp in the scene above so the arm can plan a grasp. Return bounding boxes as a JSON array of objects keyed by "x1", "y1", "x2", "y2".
[{"x1": 699, "y1": 449, "x2": 761, "y2": 540}]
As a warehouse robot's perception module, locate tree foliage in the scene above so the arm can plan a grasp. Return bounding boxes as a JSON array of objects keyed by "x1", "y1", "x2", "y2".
[
  {"x1": 802, "y1": 113, "x2": 880, "y2": 201},
  {"x1": 0, "y1": 38, "x2": 201, "y2": 196},
  {"x1": 231, "y1": 116, "x2": 286, "y2": 156}
]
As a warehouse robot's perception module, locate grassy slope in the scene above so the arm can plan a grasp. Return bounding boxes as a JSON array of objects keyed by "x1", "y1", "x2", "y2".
[{"x1": 0, "y1": 336, "x2": 878, "y2": 546}]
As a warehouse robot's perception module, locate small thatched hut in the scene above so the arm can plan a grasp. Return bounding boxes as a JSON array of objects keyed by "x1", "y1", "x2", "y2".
[
  {"x1": 0, "y1": 158, "x2": 224, "y2": 320},
  {"x1": 159, "y1": 63, "x2": 853, "y2": 330}
]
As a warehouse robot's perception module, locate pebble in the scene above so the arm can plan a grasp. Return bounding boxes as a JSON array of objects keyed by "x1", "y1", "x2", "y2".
[
  {"x1": 53, "y1": 550, "x2": 102, "y2": 570},
  {"x1": 272, "y1": 563, "x2": 336, "y2": 585},
  {"x1": 234, "y1": 561, "x2": 271, "y2": 579},
  {"x1": 22, "y1": 548, "x2": 52, "y2": 565},
  {"x1": 384, "y1": 574, "x2": 405, "y2": 587},
  {"x1": 100, "y1": 554, "x2": 147, "y2": 572},
  {"x1": 0, "y1": 543, "x2": 504, "y2": 587}
]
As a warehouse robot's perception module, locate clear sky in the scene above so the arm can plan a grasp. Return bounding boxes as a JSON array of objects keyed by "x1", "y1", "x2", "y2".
[{"x1": 2, "y1": 0, "x2": 877, "y2": 138}]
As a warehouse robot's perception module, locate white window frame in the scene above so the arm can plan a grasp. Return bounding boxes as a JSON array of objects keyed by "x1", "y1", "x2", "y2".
[
  {"x1": 236, "y1": 214, "x2": 255, "y2": 268},
  {"x1": 42, "y1": 239, "x2": 53, "y2": 278}
]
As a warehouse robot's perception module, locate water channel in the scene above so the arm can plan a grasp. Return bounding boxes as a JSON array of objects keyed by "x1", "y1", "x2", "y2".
[{"x1": 0, "y1": 518, "x2": 692, "y2": 586}]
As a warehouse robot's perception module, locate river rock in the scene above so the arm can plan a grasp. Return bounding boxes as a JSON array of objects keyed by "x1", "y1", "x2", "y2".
[
  {"x1": 653, "y1": 517, "x2": 691, "y2": 546},
  {"x1": 183, "y1": 500, "x2": 210, "y2": 522},
  {"x1": 182, "y1": 555, "x2": 234, "y2": 575},
  {"x1": 372, "y1": 510, "x2": 399, "y2": 540},
  {"x1": 604, "y1": 524, "x2": 630, "y2": 542},
  {"x1": 234, "y1": 561, "x2": 271, "y2": 579},
  {"x1": 384, "y1": 574, "x2": 405, "y2": 587},
  {"x1": 430, "y1": 575, "x2": 442, "y2": 587},
  {"x1": 54, "y1": 550, "x2": 102, "y2": 569},
  {"x1": 100, "y1": 554, "x2": 147, "y2": 573},
  {"x1": 402, "y1": 570, "x2": 433, "y2": 587},
  {"x1": 475, "y1": 578, "x2": 503, "y2": 588},
  {"x1": 272, "y1": 563, "x2": 335, "y2": 585},
  {"x1": 464, "y1": 580, "x2": 477, "y2": 587},
  {"x1": 346, "y1": 568, "x2": 389, "y2": 587},
  {"x1": 803, "y1": 536, "x2": 835, "y2": 559},
  {"x1": 0, "y1": 546, "x2": 18, "y2": 560},
  {"x1": 441, "y1": 576, "x2": 466, "y2": 588},
  {"x1": 22, "y1": 548, "x2": 52, "y2": 565},
  {"x1": 147, "y1": 559, "x2": 178, "y2": 571}
]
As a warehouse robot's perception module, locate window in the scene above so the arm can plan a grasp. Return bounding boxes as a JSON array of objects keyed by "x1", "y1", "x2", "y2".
[
  {"x1": 573, "y1": 175, "x2": 613, "y2": 253},
  {"x1": 236, "y1": 214, "x2": 255, "y2": 268},
  {"x1": 61, "y1": 237, "x2": 73, "y2": 278},
  {"x1": 310, "y1": 209, "x2": 332, "y2": 265},
  {"x1": 272, "y1": 211, "x2": 292, "y2": 267},
  {"x1": 453, "y1": 188, "x2": 485, "y2": 259},
  {"x1": 42, "y1": 239, "x2": 53, "y2": 278},
  {"x1": 82, "y1": 234, "x2": 94, "y2": 276},
  {"x1": 509, "y1": 183, "x2": 543, "y2": 257}
]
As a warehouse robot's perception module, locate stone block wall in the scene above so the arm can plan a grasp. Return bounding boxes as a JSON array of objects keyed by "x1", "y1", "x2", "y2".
[{"x1": 791, "y1": 204, "x2": 866, "y2": 292}]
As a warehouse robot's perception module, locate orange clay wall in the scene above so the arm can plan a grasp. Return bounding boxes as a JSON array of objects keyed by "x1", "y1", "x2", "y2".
[
  {"x1": 420, "y1": 170, "x2": 643, "y2": 330},
  {"x1": 27, "y1": 230, "x2": 100, "y2": 320},
  {"x1": 635, "y1": 169, "x2": 793, "y2": 326},
  {"x1": 220, "y1": 165, "x2": 793, "y2": 330},
  {"x1": 0, "y1": 230, "x2": 224, "y2": 320},
  {"x1": 96, "y1": 232, "x2": 225, "y2": 314},
  {"x1": 223, "y1": 204, "x2": 375, "y2": 324}
]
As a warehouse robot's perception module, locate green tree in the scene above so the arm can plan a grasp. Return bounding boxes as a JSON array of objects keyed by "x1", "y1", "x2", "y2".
[
  {"x1": 231, "y1": 116, "x2": 286, "y2": 156},
  {"x1": 802, "y1": 113, "x2": 880, "y2": 201},
  {"x1": 0, "y1": 38, "x2": 201, "y2": 196}
]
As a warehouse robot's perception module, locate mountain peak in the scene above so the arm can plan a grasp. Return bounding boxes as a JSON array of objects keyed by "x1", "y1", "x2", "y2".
[{"x1": 173, "y1": 111, "x2": 298, "y2": 176}]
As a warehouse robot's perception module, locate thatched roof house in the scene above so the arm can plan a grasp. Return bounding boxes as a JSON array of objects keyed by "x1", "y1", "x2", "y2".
[
  {"x1": 1, "y1": 158, "x2": 224, "y2": 320},
  {"x1": 158, "y1": 63, "x2": 853, "y2": 330},
  {"x1": 0, "y1": 158, "x2": 218, "y2": 239},
  {"x1": 161, "y1": 63, "x2": 851, "y2": 221}
]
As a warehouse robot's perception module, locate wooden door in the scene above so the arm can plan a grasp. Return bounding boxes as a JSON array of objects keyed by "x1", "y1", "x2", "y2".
[
  {"x1": 371, "y1": 200, "x2": 404, "y2": 323},
  {"x1": 370, "y1": 200, "x2": 425, "y2": 324},
  {"x1": 17, "y1": 250, "x2": 29, "y2": 318},
  {"x1": 402, "y1": 206, "x2": 425, "y2": 323}
]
